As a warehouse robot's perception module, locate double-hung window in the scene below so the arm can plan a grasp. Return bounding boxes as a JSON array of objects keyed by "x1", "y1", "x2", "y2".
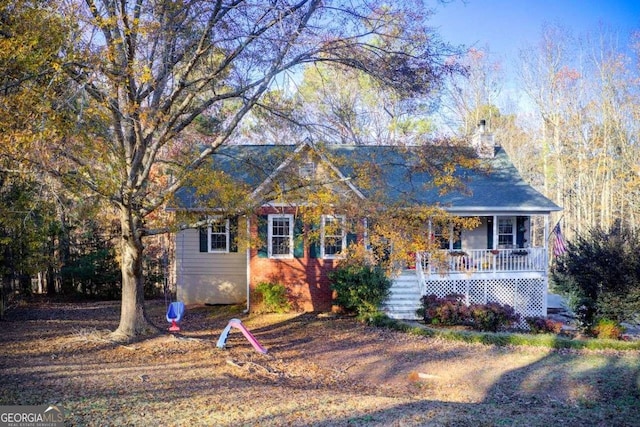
[
  {"x1": 431, "y1": 223, "x2": 461, "y2": 250},
  {"x1": 321, "y1": 215, "x2": 346, "y2": 258},
  {"x1": 268, "y1": 214, "x2": 294, "y2": 258},
  {"x1": 207, "y1": 218, "x2": 230, "y2": 253},
  {"x1": 432, "y1": 224, "x2": 449, "y2": 250},
  {"x1": 498, "y1": 217, "x2": 515, "y2": 247}
]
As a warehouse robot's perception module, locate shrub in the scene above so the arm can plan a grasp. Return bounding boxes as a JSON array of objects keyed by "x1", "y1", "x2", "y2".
[
  {"x1": 468, "y1": 302, "x2": 520, "y2": 332},
  {"x1": 592, "y1": 318, "x2": 625, "y2": 340},
  {"x1": 418, "y1": 294, "x2": 469, "y2": 325},
  {"x1": 525, "y1": 316, "x2": 563, "y2": 334},
  {"x1": 255, "y1": 282, "x2": 291, "y2": 313},
  {"x1": 360, "y1": 310, "x2": 395, "y2": 327},
  {"x1": 329, "y1": 264, "x2": 391, "y2": 316},
  {"x1": 417, "y1": 294, "x2": 519, "y2": 332},
  {"x1": 552, "y1": 223, "x2": 640, "y2": 330}
]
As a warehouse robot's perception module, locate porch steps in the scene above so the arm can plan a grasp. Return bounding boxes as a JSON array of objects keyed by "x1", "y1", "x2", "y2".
[{"x1": 383, "y1": 271, "x2": 423, "y2": 320}]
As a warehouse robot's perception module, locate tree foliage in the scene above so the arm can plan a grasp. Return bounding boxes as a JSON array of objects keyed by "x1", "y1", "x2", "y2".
[
  {"x1": 552, "y1": 223, "x2": 640, "y2": 329},
  {"x1": 0, "y1": 172, "x2": 58, "y2": 295},
  {"x1": 517, "y1": 24, "x2": 640, "y2": 238},
  {"x1": 0, "y1": 0, "x2": 459, "y2": 339},
  {"x1": 246, "y1": 62, "x2": 438, "y2": 146}
]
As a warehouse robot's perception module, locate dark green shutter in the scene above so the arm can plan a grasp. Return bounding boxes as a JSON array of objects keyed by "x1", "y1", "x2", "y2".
[
  {"x1": 257, "y1": 215, "x2": 268, "y2": 258},
  {"x1": 309, "y1": 221, "x2": 320, "y2": 258},
  {"x1": 229, "y1": 216, "x2": 239, "y2": 253},
  {"x1": 293, "y1": 217, "x2": 304, "y2": 258},
  {"x1": 199, "y1": 227, "x2": 208, "y2": 252},
  {"x1": 346, "y1": 218, "x2": 357, "y2": 248},
  {"x1": 487, "y1": 217, "x2": 493, "y2": 249},
  {"x1": 346, "y1": 231, "x2": 357, "y2": 247},
  {"x1": 453, "y1": 224, "x2": 462, "y2": 250},
  {"x1": 516, "y1": 216, "x2": 526, "y2": 248}
]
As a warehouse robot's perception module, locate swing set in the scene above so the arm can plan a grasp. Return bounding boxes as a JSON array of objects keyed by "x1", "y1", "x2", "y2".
[{"x1": 163, "y1": 234, "x2": 185, "y2": 332}]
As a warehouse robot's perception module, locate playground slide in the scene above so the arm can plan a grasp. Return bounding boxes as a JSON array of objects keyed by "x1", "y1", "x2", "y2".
[{"x1": 216, "y1": 318, "x2": 267, "y2": 354}]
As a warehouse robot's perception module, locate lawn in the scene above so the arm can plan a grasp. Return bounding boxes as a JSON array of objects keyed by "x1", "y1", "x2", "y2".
[{"x1": 1, "y1": 300, "x2": 639, "y2": 426}]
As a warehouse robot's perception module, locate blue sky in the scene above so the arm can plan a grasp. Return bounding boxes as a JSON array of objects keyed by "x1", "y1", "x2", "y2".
[
  {"x1": 430, "y1": 0, "x2": 640, "y2": 62},
  {"x1": 428, "y1": 0, "x2": 640, "y2": 116}
]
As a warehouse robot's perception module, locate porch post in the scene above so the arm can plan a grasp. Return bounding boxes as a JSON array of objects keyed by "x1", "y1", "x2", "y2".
[
  {"x1": 543, "y1": 215, "x2": 550, "y2": 317},
  {"x1": 492, "y1": 215, "x2": 498, "y2": 272},
  {"x1": 493, "y1": 215, "x2": 498, "y2": 250},
  {"x1": 544, "y1": 215, "x2": 550, "y2": 262}
]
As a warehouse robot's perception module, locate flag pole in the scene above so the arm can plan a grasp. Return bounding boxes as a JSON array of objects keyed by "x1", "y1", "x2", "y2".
[{"x1": 548, "y1": 215, "x2": 565, "y2": 242}]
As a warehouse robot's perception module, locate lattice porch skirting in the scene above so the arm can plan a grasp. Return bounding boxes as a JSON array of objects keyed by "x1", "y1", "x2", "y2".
[{"x1": 422, "y1": 273, "x2": 547, "y2": 325}]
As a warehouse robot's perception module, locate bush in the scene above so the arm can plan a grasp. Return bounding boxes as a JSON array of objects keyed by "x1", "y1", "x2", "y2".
[
  {"x1": 255, "y1": 282, "x2": 291, "y2": 313},
  {"x1": 552, "y1": 223, "x2": 640, "y2": 330},
  {"x1": 418, "y1": 294, "x2": 469, "y2": 325},
  {"x1": 417, "y1": 294, "x2": 519, "y2": 332},
  {"x1": 525, "y1": 316, "x2": 563, "y2": 334},
  {"x1": 468, "y1": 302, "x2": 520, "y2": 332},
  {"x1": 592, "y1": 318, "x2": 625, "y2": 340},
  {"x1": 360, "y1": 310, "x2": 395, "y2": 327},
  {"x1": 329, "y1": 264, "x2": 391, "y2": 316}
]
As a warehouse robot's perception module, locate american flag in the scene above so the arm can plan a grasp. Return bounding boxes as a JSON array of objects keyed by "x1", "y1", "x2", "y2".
[{"x1": 552, "y1": 222, "x2": 567, "y2": 256}]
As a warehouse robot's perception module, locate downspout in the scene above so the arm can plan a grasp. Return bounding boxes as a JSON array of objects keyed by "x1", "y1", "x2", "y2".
[{"x1": 244, "y1": 215, "x2": 251, "y2": 314}]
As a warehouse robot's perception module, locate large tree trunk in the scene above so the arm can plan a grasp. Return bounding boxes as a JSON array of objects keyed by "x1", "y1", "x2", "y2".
[{"x1": 111, "y1": 208, "x2": 156, "y2": 341}]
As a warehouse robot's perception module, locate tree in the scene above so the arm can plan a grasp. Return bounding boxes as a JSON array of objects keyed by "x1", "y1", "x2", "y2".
[
  {"x1": 0, "y1": 172, "x2": 59, "y2": 302},
  {"x1": 291, "y1": 63, "x2": 435, "y2": 145},
  {"x1": 9, "y1": 0, "x2": 457, "y2": 340},
  {"x1": 517, "y1": 24, "x2": 640, "y2": 239},
  {"x1": 439, "y1": 46, "x2": 503, "y2": 136},
  {"x1": 552, "y1": 223, "x2": 640, "y2": 329}
]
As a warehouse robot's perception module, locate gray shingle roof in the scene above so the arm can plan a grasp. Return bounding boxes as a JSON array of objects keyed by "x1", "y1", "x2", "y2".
[{"x1": 174, "y1": 143, "x2": 561, "y2": 214}]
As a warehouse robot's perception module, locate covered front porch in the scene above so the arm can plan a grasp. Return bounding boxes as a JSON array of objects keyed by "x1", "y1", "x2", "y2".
[{"x1": 384, "y1": 213, "x2": 553, "y2": 321}]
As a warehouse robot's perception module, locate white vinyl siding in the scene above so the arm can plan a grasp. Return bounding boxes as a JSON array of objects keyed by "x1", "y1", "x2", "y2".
[{"x1": 175, "y1": 225, "x2": 246, "y2": 305}]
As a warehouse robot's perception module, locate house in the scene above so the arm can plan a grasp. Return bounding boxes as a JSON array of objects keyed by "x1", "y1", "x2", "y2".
[{"x1": 169, "y1": 128, "x2": 561, "y2": 320}]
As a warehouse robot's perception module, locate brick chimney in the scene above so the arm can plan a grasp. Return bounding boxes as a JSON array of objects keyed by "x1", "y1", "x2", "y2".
[{"x1": 472, "y1": 119, "x2": 495, "y2": 158}]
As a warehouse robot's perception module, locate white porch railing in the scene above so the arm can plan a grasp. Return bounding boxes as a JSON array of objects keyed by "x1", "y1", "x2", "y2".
[{"x1": 418, "y1": 247, "x2": 547, "y2": 276}]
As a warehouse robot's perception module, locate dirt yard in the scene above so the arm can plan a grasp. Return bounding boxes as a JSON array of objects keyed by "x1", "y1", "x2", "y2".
[{"x1": 1, "y1": 300, "x2": 639, "y2": 426}]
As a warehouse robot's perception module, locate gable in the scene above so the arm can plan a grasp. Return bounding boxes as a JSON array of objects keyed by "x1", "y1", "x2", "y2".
[{"x1": 250, "y1": 141, "x2": 365, "y2": 203}]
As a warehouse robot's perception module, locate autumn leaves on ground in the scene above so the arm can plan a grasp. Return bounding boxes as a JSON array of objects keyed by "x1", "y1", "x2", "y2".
[{"x1": 1, "y1": 300, "x2": 639, "y2": 426}]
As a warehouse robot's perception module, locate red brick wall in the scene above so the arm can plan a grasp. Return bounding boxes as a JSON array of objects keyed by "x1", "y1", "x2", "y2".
[{"x1": 249, "y1": 209, "x2": 340, "y2": 312}]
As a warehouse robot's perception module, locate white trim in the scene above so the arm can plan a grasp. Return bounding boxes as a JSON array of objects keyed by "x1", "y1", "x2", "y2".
[
  {"x1": 207, "y1": 217, "x2": 230, "y2": 253},
  {"x1": 497, "y1": 216, "x2": 516, "y2": 248},
  {"x1": 251, "y1": 139, "x2": 366, "y2": 201},
  {"x1": 321, "y1": 215, "x2": 346, "y2": 259},
  {"x1": 252, "y1": 141, "x2": 307, "y2": 199},
  {"x1": 313, "y1": 146, "x2": 366, "y2": 200},
  {"x1": 443, "y1": 207, "x2": 562, "y2": 215},
  {"x1": 268, "y1": 214, "x2": 294, "y2": 259}
]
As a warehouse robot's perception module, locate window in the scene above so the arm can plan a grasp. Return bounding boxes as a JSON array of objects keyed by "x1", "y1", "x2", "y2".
[
  {"x1": 498, "y1": 217, "x2": 515, "y2": 247},
  {"x1": 432, "y1": 224, "x2": 449, "y2": 250},
  {"x1": 431, "y1": 223, "x2": 461, "y2": 250},
  {"x1": 321, "y1": 215, "x2": 346, "y2": 258},
  {"x1": 268, "y1": 214, "x2": 294, "y2": 258},
  {"x1": 208, "y1": 218, "x2": 229, "y2": 252}
]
